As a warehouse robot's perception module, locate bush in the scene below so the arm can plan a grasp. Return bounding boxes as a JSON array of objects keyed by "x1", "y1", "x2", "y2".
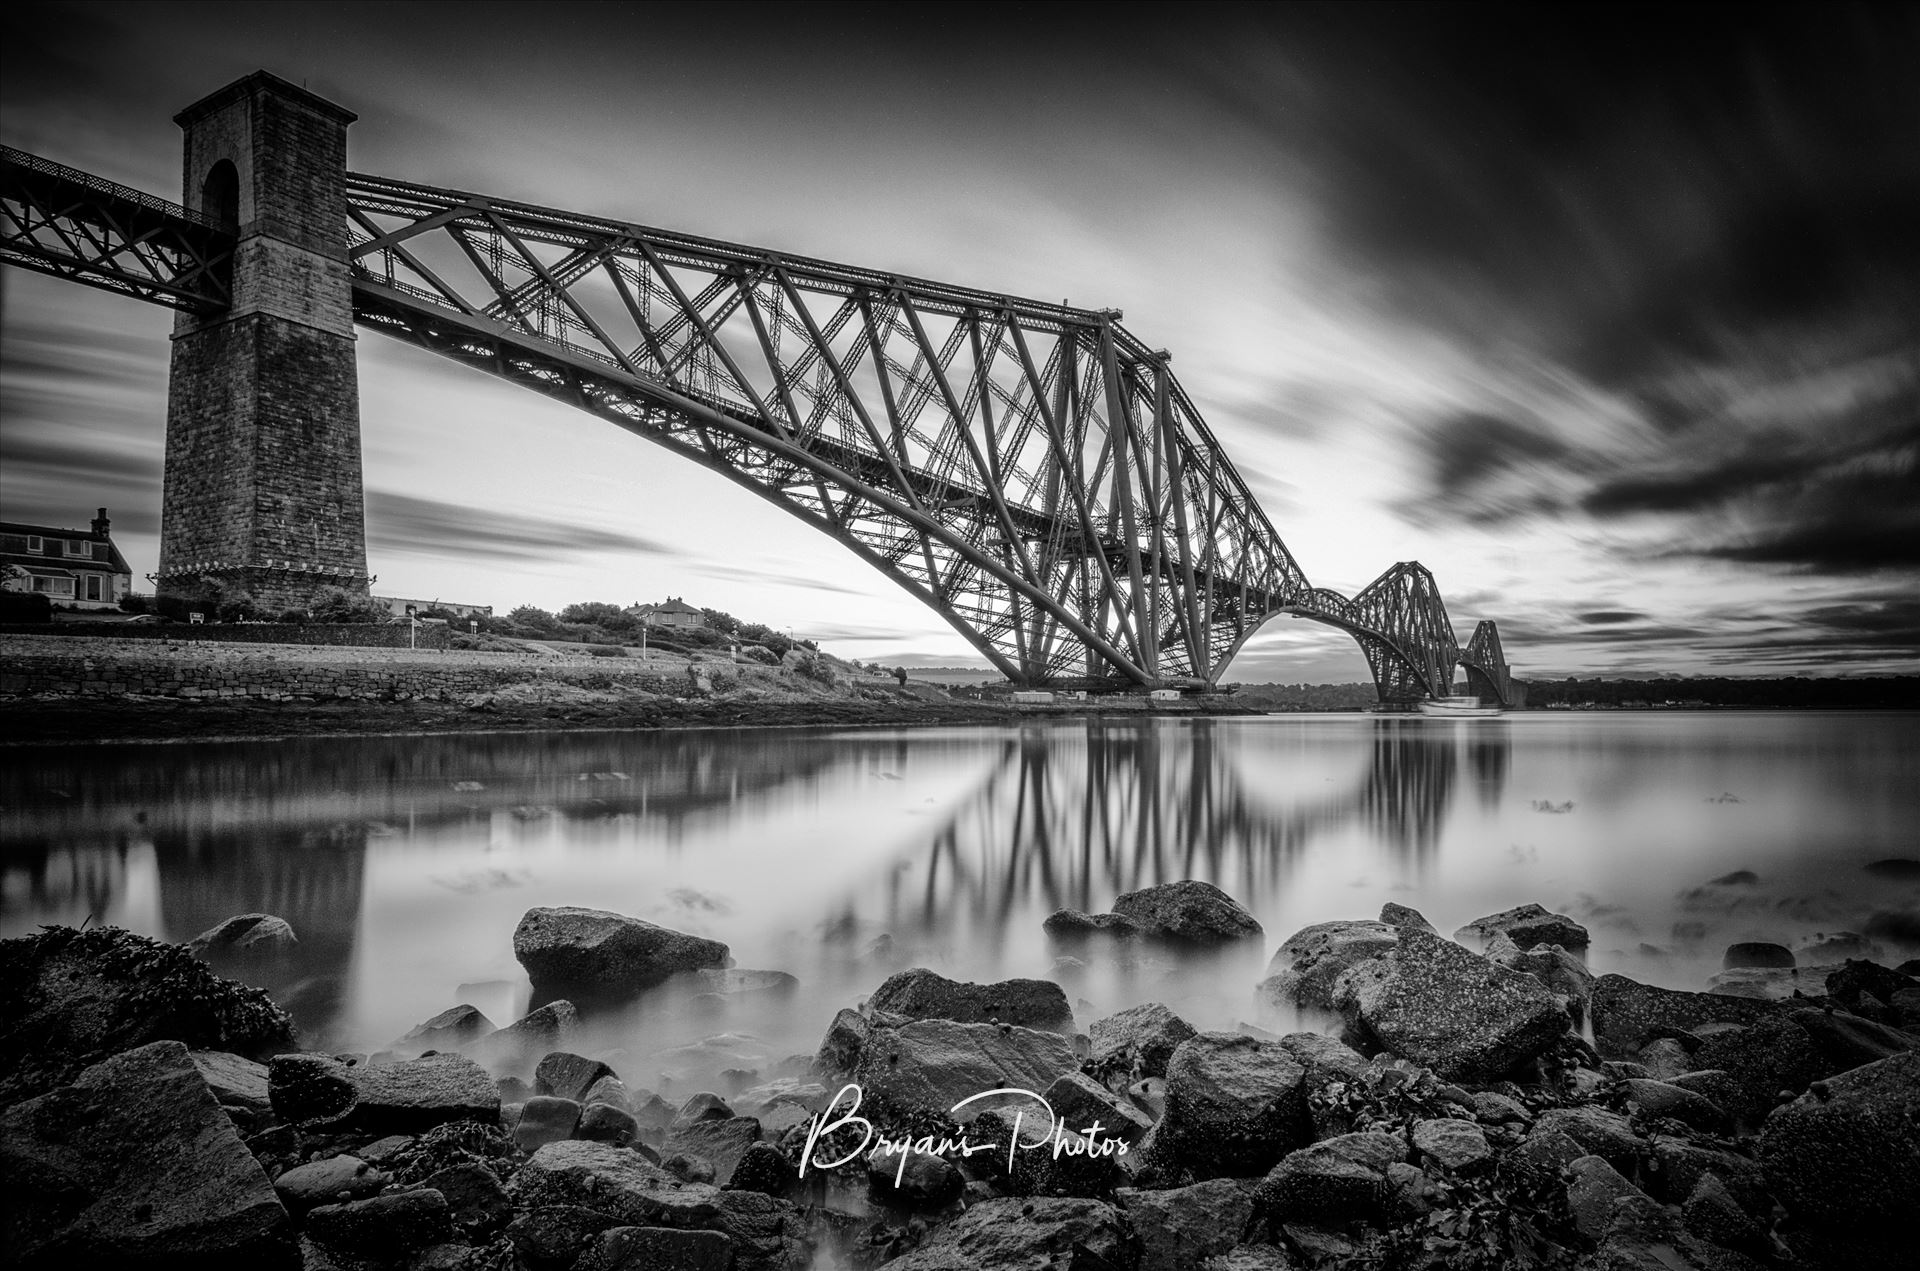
[
  {"x1": 586, "y1": 644, "x2": 626, "y2": 657},
  {"x1": 275, "y1": 607, "x2": 307, "y2": 624},
  {"x1": 307, "y1": 585, "x2": 390, "y2": 624},
  {"x1": 117, "y1": 592, "x2": 152, "y2": 614},
  {"x1": 792, "y1": 653, "x2": 837, "y2": 686},
  {"x1": 0, "y1": 590, "x2": 53, "y2": 622}
]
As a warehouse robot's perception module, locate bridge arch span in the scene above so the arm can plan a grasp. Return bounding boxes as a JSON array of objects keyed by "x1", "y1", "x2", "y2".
[{"x1": 0, "y1": 70, "x2": 1522, "y2": 701}]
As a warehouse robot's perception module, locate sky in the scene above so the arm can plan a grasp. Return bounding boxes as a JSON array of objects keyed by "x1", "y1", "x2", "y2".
[{"x1": 3, "y1": 1, "x2": 1917, "y2": 681}]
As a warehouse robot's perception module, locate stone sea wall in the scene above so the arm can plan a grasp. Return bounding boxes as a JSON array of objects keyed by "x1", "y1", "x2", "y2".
[
  {"x1": 0, "y1": 621, "x2": 450, "y2": 649},
  {"x1": 0, "y1": 635, "x2": 679, "y2": 702}
]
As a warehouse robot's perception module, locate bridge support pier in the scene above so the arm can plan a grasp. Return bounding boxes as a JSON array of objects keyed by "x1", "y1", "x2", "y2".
[{"x1": 158, "y1": 72, "x2": 369, "y2": 613}]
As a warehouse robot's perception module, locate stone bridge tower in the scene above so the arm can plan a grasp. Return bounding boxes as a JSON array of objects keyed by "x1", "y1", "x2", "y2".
[{"x1": 158, "y1": 72, "x2": 368, "y2": 612}]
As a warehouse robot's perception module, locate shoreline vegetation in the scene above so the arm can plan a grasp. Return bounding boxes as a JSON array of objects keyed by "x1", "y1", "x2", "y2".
[
  {"x1": 3, "y1": 633, "x2": 1915, "y2": 747},
  {"x1": 4, "y1": 885, "x2": 1915, "y2": 1269}
]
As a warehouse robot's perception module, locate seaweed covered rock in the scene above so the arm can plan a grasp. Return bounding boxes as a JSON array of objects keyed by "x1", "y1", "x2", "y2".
[
  {"x1": 513, "y1": 906, "x2": 729, "y2": 1000},
  {"x1": 0, "y1": 1040, "x2": 292, "y2": 1269},
  {"x1": 867, "y1": 967, "x2": 1075, "y2": 1034},
  {"x1": 1331, "y1": 928, "x2": 1569, "y2": 1083},
  {"x1": 0, "y1": 924, "x2": 296, "y2": 1107},
  {"x1": 1112, "y1": 880, "x2": 1264, "y2": 943}
]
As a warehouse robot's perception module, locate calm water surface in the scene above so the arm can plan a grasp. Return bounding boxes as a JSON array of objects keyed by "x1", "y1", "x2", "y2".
[{"x1": 5, "y1": 712, "x2": 1917, "y2": 1090}]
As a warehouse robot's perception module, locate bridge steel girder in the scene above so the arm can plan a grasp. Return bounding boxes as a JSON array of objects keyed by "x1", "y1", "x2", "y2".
[
  {"x1": 0, "y1": 145, "x2": 233, "y2": 313},
  {"x1": 0, "y1": 142, "x2": 1519, "y2": 701},
  {"x1": 340, "y1": 170, "x2": 1319, "y2": 688}
]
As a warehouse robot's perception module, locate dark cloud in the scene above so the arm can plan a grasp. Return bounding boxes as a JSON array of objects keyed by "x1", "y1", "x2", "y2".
[
  {"x1": 1427, "y1": 412, "x2": 1569, "y2": 497},
  {"x1": 1577, "y1": 611, "x2": 1646, "y2": 626},
  {"x1": 690, "y1": 561, "x2": 871, "y2": 598},
  {"x1": 365, "y1": 490, "x2": 676, "y2": 561},
  {"x1": 0, "y1": 434, "x2": 161, "y2": 486}
]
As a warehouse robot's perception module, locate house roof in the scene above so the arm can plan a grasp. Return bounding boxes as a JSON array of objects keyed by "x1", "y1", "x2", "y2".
[
  {"x1": 19, "y1": 564, "x2": 76, "y2": 578},
  {"x1": 653, "y1": 598, "x2": 703, "y2": 615},
  {"x1": 0, "y1": 517, "x2": 133, "y2": 576}
]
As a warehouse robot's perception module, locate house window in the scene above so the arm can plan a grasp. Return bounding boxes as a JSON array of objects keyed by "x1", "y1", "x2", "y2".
[
  {"x1": 26, "y1": 536, "x2": 42, "y2": 553},
  {"x1": 32, "y1": 576, "x2": 74, "y2": 597},
  {"x1": 84, "y1": 575, "x2": 104, "y2": 601},
  {"x1": 66, "y1": 540, "x2": 90, "y2": 557}
]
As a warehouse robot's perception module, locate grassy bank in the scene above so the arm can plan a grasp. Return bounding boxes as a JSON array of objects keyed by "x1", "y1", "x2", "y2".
[{"x1": 0, "y1": 633, "x2": 1254, "y2": 744}]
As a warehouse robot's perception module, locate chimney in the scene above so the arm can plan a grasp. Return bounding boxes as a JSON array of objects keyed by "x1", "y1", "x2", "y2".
[{"x1": 91, "y1": 508, "x2": 111, "y2": 538}]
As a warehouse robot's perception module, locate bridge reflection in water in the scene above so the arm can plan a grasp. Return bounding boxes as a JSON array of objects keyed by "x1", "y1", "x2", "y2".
[
  {"x1": 856, "y1": 718, "x2": 1507, "y2": 956},
  {"x1": 0, "y1": 719, "x2": 1509, "y2": 1050}
]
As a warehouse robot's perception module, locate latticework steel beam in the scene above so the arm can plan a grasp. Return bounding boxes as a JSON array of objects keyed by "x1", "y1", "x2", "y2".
[
  {"x1": 0, "y1": 144, "x2": 1519, "y2": 700},
  {"x1": 0, "y1": 145, "x2": 233, "y2": 313}
]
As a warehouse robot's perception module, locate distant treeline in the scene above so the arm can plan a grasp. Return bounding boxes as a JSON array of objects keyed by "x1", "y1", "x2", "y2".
[
  {"x1": 1224, "y1": 677, "x2": 1920, "y2": 710},
  {"x1": 1524, "y1": 676, "x2": 1920, "y2": 709}
]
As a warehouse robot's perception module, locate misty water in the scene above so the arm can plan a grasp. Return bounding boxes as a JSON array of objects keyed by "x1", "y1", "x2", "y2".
[{"x1": 5, "y1": 712, "x2": 1918, "y2": 1094}]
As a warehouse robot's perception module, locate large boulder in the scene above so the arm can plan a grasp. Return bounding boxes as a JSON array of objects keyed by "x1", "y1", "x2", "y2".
[
  {"x1": 1157, "y1": 1032, "x2": 1311, "y2": 1178},
  {"x1": 1088, "y1": 1002, "x2": 1198, "y2": 1079},
  {"x1": 1706, "y1": 963, "x2": 1845, "y2": 1000},
  {"x1": 187, "y1": 913, "x2": 298, "y2": 960},
  {"x1": 1331, "y1": 928, "x2": 1569, "y2": 1082},
  {"x1": 1452, "y1": 903, "x2": 1589, "y2": 953},
  {"x1": 1253, "y1": 1131, "x2": 1407, "y2": 1225},
  {"x1": 512, "y1": 1139, "x2": 809, "y2": 1270},
  {"x1": 851, "y1": 1018, "x2": 1077, "y2": 1120},
  {"x1": 867, "y1": 967, "x2": 1075, "y2": 1033},
  {"x1": 1042, "y1": 1071, "x2": 1156, "y2": 1143},
  {"x1": 1491, "y1": 942, "x2": 1595, "y2": 1023},
  {"x1": 462, "y1": 1000, "x2": 581, "y2": 1078},
  {"x1": 1689, "y1": 1015, "x2": 1831, "y2": 1126},
  {"x1": 882, "y1": 1196, "x2": 1126, "y2": 1270},
  {"x1": 664, "y1": 1115, "x2": 763, "y2": 1185},
  {"x1": 269, "y1": 1051, "x2": 499, "y2": 1133},
  {"x1": 1257, "y1": 920, "x2": 1399, "y2": 1015},
  {"x1": 1588, "y1": 973, "x2": 1785, "y2": 1058},
  {"x1": 513, "y1": 907, "x2": 729, "y2": 1000},
  {"x1": 1112, "y1": 880, "x2": 1263, "y2": 942},
  {"x1": 391, "y1": 1004, "x2": 496, "y2": 1056},
  {"x1": 1115, "y1": 1179, "x2": 1254, "y2": 1271},
  {"x1": 0, "y1": 925, "x2": 296, "y2": 1107},
  {"x1": 1757, "y1": 1049, "x2": 1920, "y2": 1230},
  {"x1": 1042, "y1": 909, "x2": 1143, "y2": 940},
  {"x1": 0, "y1": 1040, "x2": 292, "y2": 1269}
]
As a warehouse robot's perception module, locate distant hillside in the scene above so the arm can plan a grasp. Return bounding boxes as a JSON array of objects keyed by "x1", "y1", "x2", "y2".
[{"x1": 1226, "y1": 681, "x2": 1380, "y2": 710}]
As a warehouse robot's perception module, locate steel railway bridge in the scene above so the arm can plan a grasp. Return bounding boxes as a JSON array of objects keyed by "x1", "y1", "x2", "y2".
[{"x1": 0, "y1": 72, "x2": 1514, "y2": 704}]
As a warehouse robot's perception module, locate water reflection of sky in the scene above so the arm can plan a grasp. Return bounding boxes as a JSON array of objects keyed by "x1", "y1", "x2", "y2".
[{"x1": 4, "y1": 714, "x2": 1917, "y2": 1083}]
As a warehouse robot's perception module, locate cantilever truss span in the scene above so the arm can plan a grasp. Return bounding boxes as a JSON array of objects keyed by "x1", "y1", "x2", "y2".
[{"x1": 0, "y1": 145, "x2": 1515, "y2": 701}]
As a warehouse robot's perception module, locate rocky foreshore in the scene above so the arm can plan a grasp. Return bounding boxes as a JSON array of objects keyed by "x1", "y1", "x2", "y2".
[{"x1": 3, "y1": 884, "x2": 1917, "y2": 1270}]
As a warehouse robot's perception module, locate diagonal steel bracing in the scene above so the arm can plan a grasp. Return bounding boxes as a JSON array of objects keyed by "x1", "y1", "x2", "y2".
[{"x1": 0, "y1": 144, "x2": 1516, "y2": 702}]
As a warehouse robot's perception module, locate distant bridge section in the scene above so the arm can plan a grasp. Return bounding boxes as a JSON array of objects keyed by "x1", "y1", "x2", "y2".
[{"x1": 0, "y1": 72, "x2": 1517, "y2": 703}]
